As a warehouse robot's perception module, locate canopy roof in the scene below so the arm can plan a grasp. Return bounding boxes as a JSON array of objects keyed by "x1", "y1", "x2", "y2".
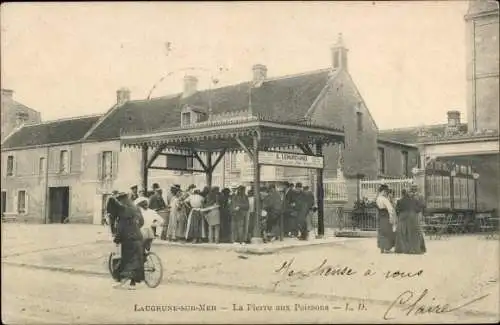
[{"x1": 120, "y1": 114, "x2": 344, "y2": 153}]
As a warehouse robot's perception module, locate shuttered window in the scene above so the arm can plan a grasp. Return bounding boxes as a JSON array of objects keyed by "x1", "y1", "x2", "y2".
[
  {"x1": 7, "y1": 156, "x2": 14, "y2": 176},
  {"x1": 17, "y1": 190, "x2": 27, "y2": 214}
]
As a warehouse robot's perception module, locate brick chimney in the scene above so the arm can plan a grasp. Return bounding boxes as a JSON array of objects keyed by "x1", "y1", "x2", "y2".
[
  {"x1": 331, "y1": 33, "x2": 348, "y2": 71},
  {"x1": 1, "y1": 89, "x2": 14, "y2": 99},
  {"x1": 182, "y1": 75, "x2": 198, "y2": 98},
  {"x1": 252, "y1": 64, "x2": 267, "y2": 86},
  {"x1": 446, "y1": 110, "x2": 461, "y2": 134},
  {"x1": 15, "y1": 111, "x2": 28, "y2": 128},
  {"x1": 116, "y1": 88, "x2": 130, "y2": 106}
]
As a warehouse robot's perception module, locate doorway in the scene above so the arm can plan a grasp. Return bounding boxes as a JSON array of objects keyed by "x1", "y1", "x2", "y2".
[
  {"x1": 48, "y1": 187, "x2": 70, "y2": 223},
  {"x1": 1, "y1": 191, "x2": 6, "y2": 218}
]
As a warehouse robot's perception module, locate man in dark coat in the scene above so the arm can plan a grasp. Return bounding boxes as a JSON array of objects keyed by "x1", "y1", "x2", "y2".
[
  {"x1": 263, "y1": 184, "x2": 283, "y2": 240},
  {"x1": 112, "y1": 192, "x2": 145, "y2": 290},
  {"x1": 283, "y1": 182, "x2": 297, "y2": 237},
  {"x1": 294, "y1": 183, "x2": 310, "y2": 240},
  {"x1": 106, "y1": 190, "x2": 121, "y2": 235},
  {"x1": 303, "y1": 186, "x2": 315, "y2": 234},
  {"x1": 149, "y1": 184, "x2": 167, "y2": 211}
]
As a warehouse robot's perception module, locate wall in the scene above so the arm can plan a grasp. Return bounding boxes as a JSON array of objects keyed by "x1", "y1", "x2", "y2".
[
  {"x1": 1, "y1": 95, "x2": 42, "y2": 142},
  {"x1": 309, "y1": 70, "x2": 379, "y2": 180},
  {"x1": 466, "y1": 10, "x2": 500, "y2": 132},
  {"x1": 1, "y1": 143, "x2": 84, "y2": 223},
  {"x1": 376, "y1": 141, "x2": 420, "y2": 179}
]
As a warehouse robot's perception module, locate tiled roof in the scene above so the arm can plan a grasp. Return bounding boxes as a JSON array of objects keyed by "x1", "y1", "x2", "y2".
[
  {"x1": 2, "y1": 115, "x2": 102, "y2": 149},
  {"x1": 378, "y1": 123, "x2": 468, "y2": 144},
  {"x1": 86, "y1": 69, "x2": 332, "y2": 141}
]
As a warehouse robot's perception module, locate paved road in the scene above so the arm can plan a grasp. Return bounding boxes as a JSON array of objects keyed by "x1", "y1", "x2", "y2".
[{"x1": 2, "y1": 265, "x2": 497, "y2": 324}]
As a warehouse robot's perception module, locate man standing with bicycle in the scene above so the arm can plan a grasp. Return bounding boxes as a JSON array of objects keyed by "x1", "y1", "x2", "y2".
[{"x1": 112, "y1": 192, "x2": 145, "y2": 290}]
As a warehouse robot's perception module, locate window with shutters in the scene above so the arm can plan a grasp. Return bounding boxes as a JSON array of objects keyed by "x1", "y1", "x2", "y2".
[
  {"x1": 7, "y1": 155, "x2": 14, "y2": 176},
  {"x1": 17, "y1": 190, "x2": 27, "y2": 214},
  {"x1": 102, "y1": 151, "x2": 113, "y2": 179},
  {"x1": 39, "y1": 157, "x2": 46, "y2": 175},
  {"x1": 59, "y1": 150, "x2": 69, "y2": 173}
]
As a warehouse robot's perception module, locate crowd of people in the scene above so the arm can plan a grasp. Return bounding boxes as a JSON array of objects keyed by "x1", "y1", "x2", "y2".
[
  {"x1": 375, "y1": 183, "x2": 426, "y2": 255},
  {"x1": 111, "y1": 181, "x2": 318, "y2": 245}
]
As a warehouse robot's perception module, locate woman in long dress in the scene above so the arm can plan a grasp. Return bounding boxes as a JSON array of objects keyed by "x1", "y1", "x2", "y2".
[
  {"x1": 166, "y1": 187, "x2": 181, "y2": 241},
  {"x1": 185, "y1": 190, "x2": 205, "y2": 243},
  {"x1": 395, "y1": 186, "x2": 426, "y2": 254},
  {"x1": 376, "y1": 184, "x2": 396, "y2": 253},
  {"x1": 175, "y1": 191, "x2": 189, "y2": 240}
]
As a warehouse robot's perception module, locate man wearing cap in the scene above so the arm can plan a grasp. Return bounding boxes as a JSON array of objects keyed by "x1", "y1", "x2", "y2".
[
  {"x1": 129, "y1": 185, "x2": 139, "y2": 201},
  {"x1": 262, "y1": 184, "x2": 282, "y2": 241},
  {"x1": 375, "y1": 184, "x2": 396, "y2": 253},
  {"x1": 283, "y1": 182, "x2": 297, "y2": 237},
  {"x1": 294, "y1": 183, "x2": 310, "y2": 240}
]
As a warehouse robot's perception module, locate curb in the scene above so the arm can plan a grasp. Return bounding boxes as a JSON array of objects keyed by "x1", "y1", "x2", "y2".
[
  {"x1": 95, "y1": 237, "x2": 358, "y2": 255},
  {"x1": 4, "y1": 261, "x2": 497, "y2": 320}
]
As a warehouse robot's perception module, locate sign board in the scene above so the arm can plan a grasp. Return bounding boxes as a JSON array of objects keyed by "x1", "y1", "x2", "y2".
[{"x1": 258, "y1": 151, "x2": 323, "y2": 169}]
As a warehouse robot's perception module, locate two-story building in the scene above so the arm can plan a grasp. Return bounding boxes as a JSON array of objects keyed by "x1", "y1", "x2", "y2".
[{"x1": 1, "y1": 34, "x2": 417, "y2": 223}]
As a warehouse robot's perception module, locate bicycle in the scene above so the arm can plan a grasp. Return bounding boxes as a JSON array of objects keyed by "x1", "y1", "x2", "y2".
[{"x1": 108, "y1": 247, "x2": 164, "y2": 288}]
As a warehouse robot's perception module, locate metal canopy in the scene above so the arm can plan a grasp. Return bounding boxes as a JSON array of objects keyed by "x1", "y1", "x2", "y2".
[
  {"x1": 120, "y1": 114, "x2": 345, "y2": 243},
  {"x1": 120, "y1": 115, "x2": 344, "y2": 152}
]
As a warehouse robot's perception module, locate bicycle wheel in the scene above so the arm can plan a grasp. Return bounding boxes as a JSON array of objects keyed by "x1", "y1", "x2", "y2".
[
  {"x1": 108, "y1": 252, "x2": 121, "y2": 281},
  {"x1": 144, "y1": 252, "x2": 163, "y2": 288}
]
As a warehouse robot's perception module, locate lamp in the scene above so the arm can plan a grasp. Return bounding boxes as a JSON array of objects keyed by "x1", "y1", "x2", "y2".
[{"x1": 472, "y1": 172, "x2": 480, "y2": 180}]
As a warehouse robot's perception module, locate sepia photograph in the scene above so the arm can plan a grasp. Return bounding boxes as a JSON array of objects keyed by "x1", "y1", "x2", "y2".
[{"x1": 1, "y1": 1, "x2": 499, "y2": 324}]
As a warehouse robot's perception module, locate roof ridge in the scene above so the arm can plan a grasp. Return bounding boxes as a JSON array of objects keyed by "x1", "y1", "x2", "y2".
[
  {"x1": 129, "y1": 92, "x2": 182, "y2": 103},
  {"x1": 25, "y1": 113, "x2": 102, "y2": 127},
  {"x1": 145, "y1": 67, "x2": 332, "y2": 100},
  {"x1": 264, "y1": 67, "x2": 331, "y2": 82}
]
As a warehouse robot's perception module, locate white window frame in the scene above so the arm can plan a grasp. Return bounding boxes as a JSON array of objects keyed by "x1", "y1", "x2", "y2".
[{"x1": 16, "y1": 189, "x2": 28, "y2": 215}]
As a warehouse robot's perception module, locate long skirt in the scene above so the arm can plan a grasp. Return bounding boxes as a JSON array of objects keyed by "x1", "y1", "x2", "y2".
[
  {"x1": 377, "y1": 210, "x2": 395, "y2": 251},
  {"x1": 175, "y1": 208, "x2": 188, "y2": 239},
  {"x1": 119, "y1": 240, "x2": 144, "y2": 282},
  {"x1": 395, "y1": 212, "x2": 426, "y2": 254},
  {"x1": 185, "y1": 209, "x2": 205, "y2": 240},
  {"x1": 166, "y1": 210, "x2": 178, "y2": 239},
  {"x1": 219, "y1": 208, "x2": 231, "y2": 243}
]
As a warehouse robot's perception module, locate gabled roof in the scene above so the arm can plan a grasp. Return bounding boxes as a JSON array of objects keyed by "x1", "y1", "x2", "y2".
[
  {"x1": 1, "y1": 114, "x2": 102, "y2": 150},
  {"x1": 378, "y1": 123, "x2": 469, "y2": 144},
  {"x1": 85, "y1": 69, "x2": 332, "y2": 141}
]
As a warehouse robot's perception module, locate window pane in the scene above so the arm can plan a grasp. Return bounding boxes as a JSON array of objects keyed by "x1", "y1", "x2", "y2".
[
  {"x1": 39, "y1": 157, "x2": 46, "y2": 175},
  {"x1": 7, "y1": 156, "x2": 14, "y2": 176},
  {"x1": 60, "y1": 150, "x2": 69, "y2": 173},
  {"x1": 18, "y1": 190, "x2": 26, "y2": 214},
  {"x1": 103, "y1": 151, "x2": 113, "y2": 178}
]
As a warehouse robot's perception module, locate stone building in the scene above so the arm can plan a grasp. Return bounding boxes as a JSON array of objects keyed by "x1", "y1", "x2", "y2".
[
  {"x1": 1, "y1": 89, "x2": 42, "y2": 142},
  {"x1": 380, "y1": 0, "x2": 499, "y2": 213},
  {"x1": 465, "y1": 0, "x2": 499, "y2": 133},
  {"x1": 1, "y1": 35, "x2": 416, "y2": 223}
]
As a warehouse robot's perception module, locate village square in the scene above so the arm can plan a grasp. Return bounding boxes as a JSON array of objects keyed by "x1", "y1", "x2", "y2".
[{"x1": 1, "y1": 1, "x2": 499, "y2": 324}]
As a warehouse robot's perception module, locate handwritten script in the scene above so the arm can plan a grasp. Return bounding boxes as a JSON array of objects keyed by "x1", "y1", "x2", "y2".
[{"x1": 383, "y1": 288, "x2": 490, "y2": 320}]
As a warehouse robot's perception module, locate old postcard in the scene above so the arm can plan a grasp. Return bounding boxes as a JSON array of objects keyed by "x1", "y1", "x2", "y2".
[{"x1": 1, "y1": 1, "x2": 499, "y2": 324}]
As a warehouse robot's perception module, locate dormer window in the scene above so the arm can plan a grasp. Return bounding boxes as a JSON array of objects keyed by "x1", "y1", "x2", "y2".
[
  {"x1": 182, "y1": 112, "x2": 191, "y2": 126},
  {"x1": 181, "y1": 105, "x2": 207, "y2": 126}
]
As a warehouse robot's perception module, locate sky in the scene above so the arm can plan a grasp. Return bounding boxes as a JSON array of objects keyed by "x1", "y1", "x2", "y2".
[{"x1": 1, "y1": 1, "x2": 469, "y2": 129}]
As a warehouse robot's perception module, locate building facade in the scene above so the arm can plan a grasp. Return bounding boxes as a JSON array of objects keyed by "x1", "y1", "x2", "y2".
[
  {"x1": 465, "y1": 0, "x2": 499, "y2": 133},
  {"x1": 1, "y1": 35, "x2": 416, "y2": 223},
  {"x1": 1, "y1": 89, "x2": 42, "y2": 142}
]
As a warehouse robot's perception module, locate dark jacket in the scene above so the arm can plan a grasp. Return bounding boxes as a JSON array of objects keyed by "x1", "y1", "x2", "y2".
[
  {"x1": 115, "y1": 203, "x2": 144, "y2": 242},
  {"x1": 149, "y1": 193, "x2": 167, "y2": 211}
]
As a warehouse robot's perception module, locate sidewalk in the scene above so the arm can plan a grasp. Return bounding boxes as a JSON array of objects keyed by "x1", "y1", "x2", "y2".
[{"x1": 2, "y1": 224, "x2": 499, "y2": 318}]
